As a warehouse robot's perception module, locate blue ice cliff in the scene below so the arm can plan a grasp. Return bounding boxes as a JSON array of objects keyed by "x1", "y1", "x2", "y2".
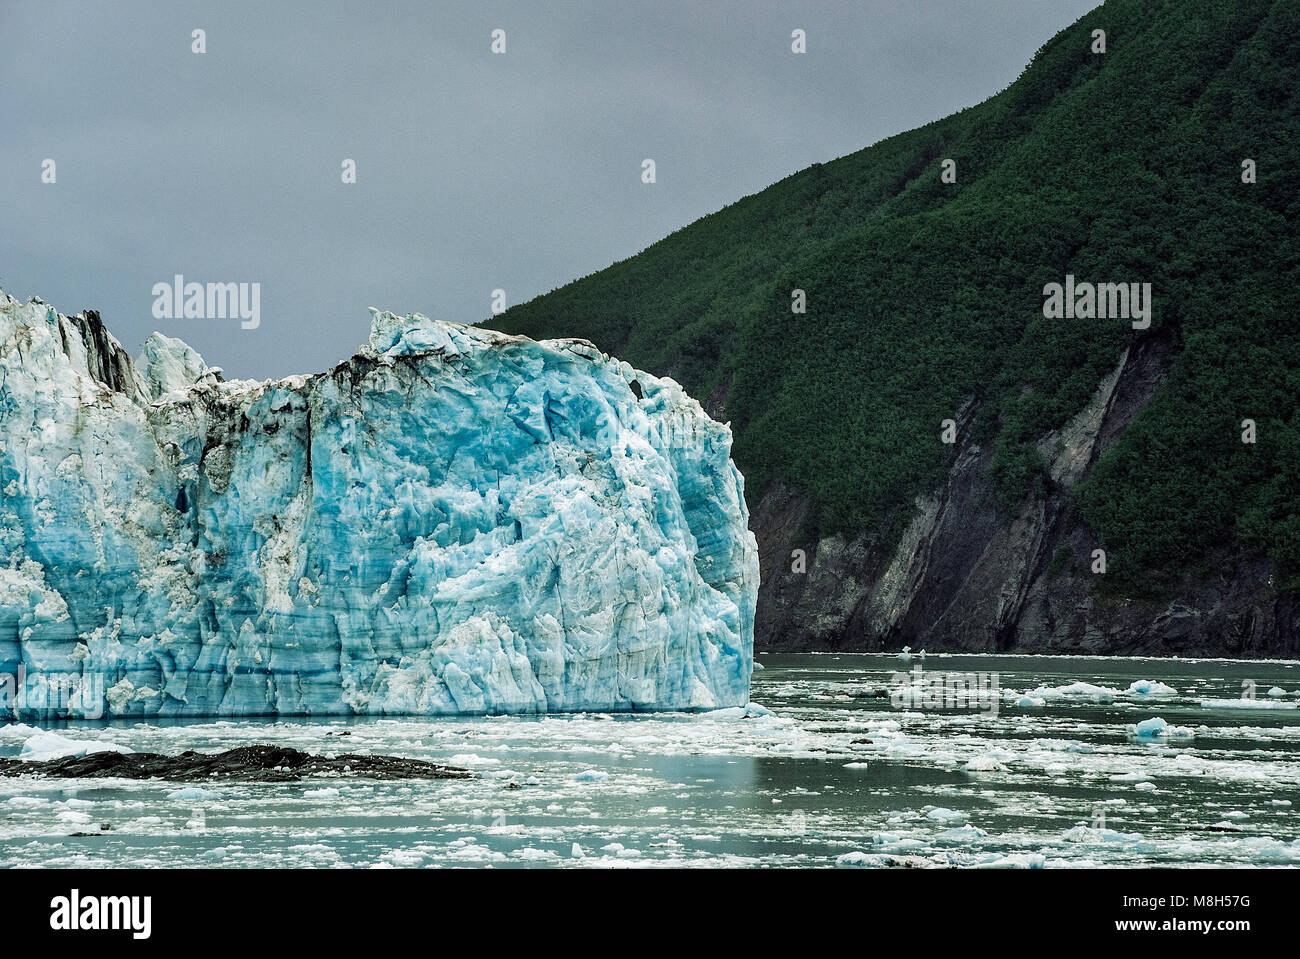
[{"x1": 0, "y1": 291, "x2": 757, "y2": 717}]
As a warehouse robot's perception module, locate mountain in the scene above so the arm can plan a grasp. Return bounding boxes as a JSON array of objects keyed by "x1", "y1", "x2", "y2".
[
  {"x1": 489, "y1": 0, "x2": 1300, "y2": 656},
  {"x1": 0, "y1": 291, "x2": 756, "y2": 718}
]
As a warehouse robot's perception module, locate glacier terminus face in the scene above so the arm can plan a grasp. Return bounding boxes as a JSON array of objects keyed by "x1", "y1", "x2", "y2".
[{"x1": 0, "y1": 291, "x2": 758, "y2": 718}]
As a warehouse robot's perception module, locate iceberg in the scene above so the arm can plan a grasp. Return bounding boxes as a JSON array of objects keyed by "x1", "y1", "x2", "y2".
[
  {"x1": 19, "y1": 731, "x2": 134, "y2": 762},
  {"x1": 0, "y1": 291, "x2": 757, "y2": 717}
]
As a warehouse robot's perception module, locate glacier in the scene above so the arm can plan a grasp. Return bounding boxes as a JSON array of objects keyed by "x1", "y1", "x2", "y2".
[{"x1": 0, "y1": 290, "x2": 757, "y2": 718}]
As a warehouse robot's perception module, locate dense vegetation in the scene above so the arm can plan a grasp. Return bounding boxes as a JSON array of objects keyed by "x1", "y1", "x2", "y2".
[{"x1": 490, "y1": 0, "x2": 1300, "y2": 593}]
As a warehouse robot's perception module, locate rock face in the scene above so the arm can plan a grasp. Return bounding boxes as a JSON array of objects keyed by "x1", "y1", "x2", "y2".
[
  {"x1": 0, "y1": 291, "x2": 757, "y2": 718},
  {"x1": 0, "y1": 744, "x2": 472, "y2": 781},
  {"x1": 754, "y1": 333, "x2": 1300, "y2": 658}
]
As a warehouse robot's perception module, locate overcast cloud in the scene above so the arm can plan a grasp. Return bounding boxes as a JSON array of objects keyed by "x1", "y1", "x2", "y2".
[{"x1": 1, "y1": 0, "x2": 1098, "y2": 379}]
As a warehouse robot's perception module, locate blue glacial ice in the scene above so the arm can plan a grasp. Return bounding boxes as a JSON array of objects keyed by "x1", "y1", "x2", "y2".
[{"x1": 0, "y1": 291, "x2": 757, "y2": 717}]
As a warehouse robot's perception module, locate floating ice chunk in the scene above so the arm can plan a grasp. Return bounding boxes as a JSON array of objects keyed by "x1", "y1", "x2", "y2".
[
  {"x1": 925, "y1": 807, "x2": 967, "y2": 823},
  {"x1": 1267, "y1": 687, "x2": 1286, "y2": 698},
  {"x1": 383, "y1": 849, "x2": 429, "y2": 867},
  {"x1": 1199, "y1": 698, "x2": 1297, "y2": 710},
  {"x1": 874, "y1": 835, "x2": 928, "y2": 853},
  {"x1": 20, "y1": 732, "x2": 133, "y2": 762},
  {"x1": 1128, "y1": 680, "x2": 1178, "y2": 697},
  {"x1": 447, "y1": 843, "x2": 505, "y2": 861},
  {"x1": 166, "y1": 787, "x2": 218, "y2": 801},
  {"x1": 839, "y1": 851, "x2": 937, "y2": 868},
  {"x1": 1110, "y1": 771, "x2": 1151, "y2": 782},
  {"x1": 445, "y1": 754, "x2": 499, "y2": 768},
  {"x1": 963, "y1": 755, "x2": 1008, "y2": 772},
  {"x1": 1132, "y1": 717, "x2": 1168, "y2": 737},
  {"x1": 935, "y1": 826, "x2": 988, "y2": 842},
  {"x1": 573, "y1": 769, "x2": 608, "y2": 782},
  {"x1": 974, "y1": 853, "x2": 1047, "y2": 868},
  {"x1": 703, "y1": 706, "x2": 747, "y2": 720},
  {"x1": 836, "y1": 851, "x2": 877, "y2": 867},
  {"x1": 1062, "y1": 825, "x2": 1142, "y2": 843},
  {"x1": 1029, "y1": 738, "x2": 1093, "y2": 754},
  {"x1": 571, "y1": 843, "x2": 585, "y2": 858},
  {"x1": 1024, "y1": 682, "x2": 1123, "y2": 702},
  {"x1": 0, "y1": 724, "x2": 43, "y2": 738},
  {"x1": 511, "y1": 848, "x2": 558, "y2": 862},
  {"x1": 1129, "y1": 717, "x2": 1195, "y2": 739}
]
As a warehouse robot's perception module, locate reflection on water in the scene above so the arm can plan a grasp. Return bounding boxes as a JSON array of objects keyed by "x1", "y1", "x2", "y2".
[{"x1": 1, "y1": 653, "x2": 1298, "y2": 867}]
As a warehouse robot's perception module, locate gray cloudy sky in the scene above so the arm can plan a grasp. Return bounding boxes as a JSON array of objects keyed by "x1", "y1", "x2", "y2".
[{"x1": 2, "y1": 0, "x2": 1099, "y2": 380}]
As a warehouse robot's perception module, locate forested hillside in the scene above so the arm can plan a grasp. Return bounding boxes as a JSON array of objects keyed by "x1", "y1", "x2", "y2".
[{"x1": 490, "y1": 0, "x2": 1299, "y2": 644}]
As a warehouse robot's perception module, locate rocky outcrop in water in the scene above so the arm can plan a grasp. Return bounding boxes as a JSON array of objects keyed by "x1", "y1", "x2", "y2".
[{"x1": 0, "y1": 744, "x2": 471, "y2": 781}]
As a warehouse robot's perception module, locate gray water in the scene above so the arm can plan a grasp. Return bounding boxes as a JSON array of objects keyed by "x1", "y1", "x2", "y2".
[{"x1": 1, "y1": 653, "x2": 1297, "y2": 868}]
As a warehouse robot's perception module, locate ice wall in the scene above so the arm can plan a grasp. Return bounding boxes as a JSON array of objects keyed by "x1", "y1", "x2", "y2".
[{"x1": 0, "y1": 292, "x2": 757, "y2": 717}]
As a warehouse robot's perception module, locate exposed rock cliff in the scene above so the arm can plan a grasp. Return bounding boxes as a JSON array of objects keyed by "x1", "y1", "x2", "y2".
[{"x1": 753, "y1": 333, "x2": 1299, "y2": 658}]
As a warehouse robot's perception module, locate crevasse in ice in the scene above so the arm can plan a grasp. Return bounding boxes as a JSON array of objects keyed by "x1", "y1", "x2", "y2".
[{"x1": 0, "y1": 291, "x2": 757, "y2": 717}]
